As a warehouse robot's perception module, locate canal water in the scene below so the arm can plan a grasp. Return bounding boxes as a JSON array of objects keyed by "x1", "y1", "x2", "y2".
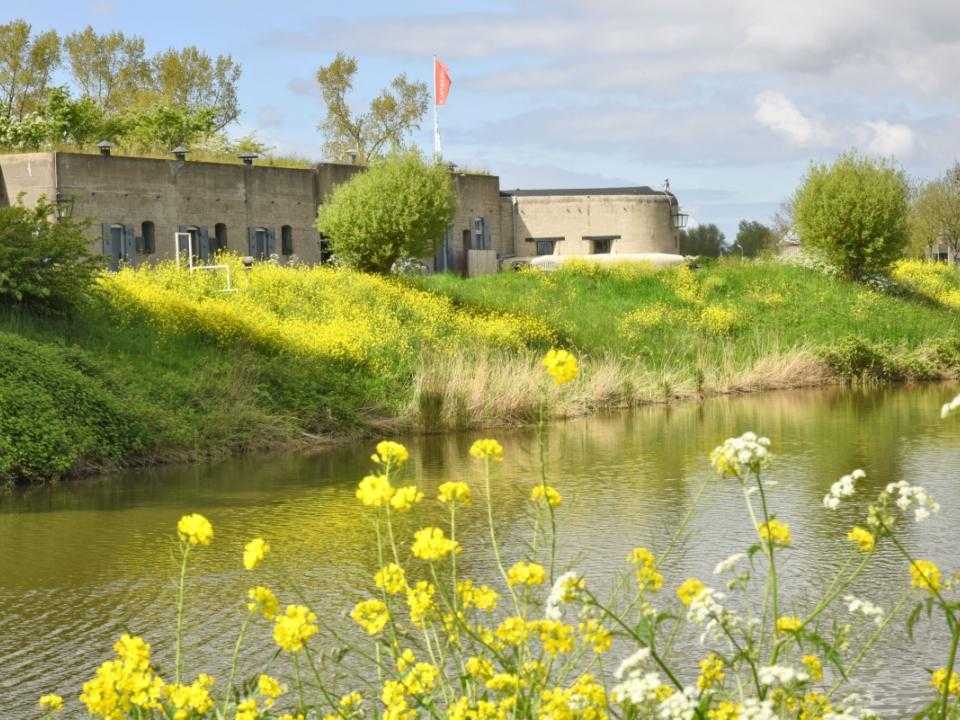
[{"x1": 1, "y1": 384, "x2": 958, "y2": 717}]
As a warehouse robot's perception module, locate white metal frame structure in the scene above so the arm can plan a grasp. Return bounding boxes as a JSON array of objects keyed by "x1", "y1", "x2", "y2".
[{"x1": 174, "y1": 231, "x2": 235, "y2": 292}]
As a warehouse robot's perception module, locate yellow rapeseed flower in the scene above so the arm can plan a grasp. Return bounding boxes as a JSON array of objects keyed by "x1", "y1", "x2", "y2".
[
  {"x1": 697, "y1": 653, "x2": 725, "y2": 691},
  {"x1": 243, "y1": 537, "x2": 270, "y2": 570},
  {"x1": 847, "y1": 526, "x2": 875, "y2": 553},
  {"x1": 931, "y1": 667, "x2": 960, "y2": 696},
  {"x1": 339, "y1": 691, "x2": 363, "y2": 710},
  {"x1": 438, "y1": 481, "x2": 471, "y2": 505},
  {"x1": 374, "y1": 563, "x2": 407, "y2": 594},
  {"x1": 911, "y1": 559, "x2": 942, "y2": 592},
  {"x1": 405, "y1": 581, "x2": 436, "y2": 627},
  {"x1": 506, "y1": 560, "x2": 546, "y2": 587},
  {"x1": 356, "y1": 474, "x2": 394, "y2": 508},
  {"x1": 273, "y1": 604, "x2": 318, "y2": 652},
  {"x1": 372, "y1": 440, "x2": 409, "y2": 467},
  {"x1": 579, "y1": 618, "x2": 612, "y2": 653},
  {"x1": 396, "y1": 649, "x2": 416, "y2": 672},
  {"x1": 630, "y1": 547, "x2": 664, "y2": 592},
  {"x1": 466, "y1": 656, "x2": 494, "y2": 680},
  {"x1": 389, "y1": 485, "x2": 424, "y2": 512},
  {"x1": 235, "y1": 698, "x2": 258, "y2": 720},
  {"x1": 759, "y1": 519, "x2": 791, "y2": 547},
  {"x1": 802, "y1": 654, "x2": 824, "y2": 682},
  {"x1": 531, "y1": 484, "x2": 563, "y2": 507},
  {"x1": 532, "y1": 619, "x2": 574, "y2": 655},
  {"x1": 495, "y1": 616, "x2": 529, "y2": 645},
  {"x1": 247, "y1": 586, "x2": 279, "y2": 620},
  {"x1": 677, "y1": 578, "x2": 707, "y2": 607},
  {"x1": 166, "y1": 674, "x2": 215, "y2": 717},
  {"x1": 38, "y1": 694, "x2": 64, "y2": 712},
  {"x1": 542, "y1": 348, "x2": 579, "y2": 385},
  {"x1": 776, "y1": 615, "x2": 803, "y2": 633},
  {"x1": 258, "y1": 674, "x2": 285, "y2": 706},
  {"x1": 799, "y1": 692, "x2": 832, "y2": 720},
  {"x1": 469, "y1": 439, "x2": 504, "y2": 461},
  {"x1": 177, "y1": 513, "x2": 213, "y2": 546},
  {"x1": 458, "y1": 579, "x2": 499, "y2": 611},
  {"x1": 411, "y1": 527, "x2": 460, "y2": 561},
  {"x1": 707, "y1": 701, "x2": 741, "y2": 720},
  {"x1": 351, "y1": 598, "x2": 390, "y2": 636},
  {"x1": 403, "y1": 662, "x2": 439, "y2": 695}
]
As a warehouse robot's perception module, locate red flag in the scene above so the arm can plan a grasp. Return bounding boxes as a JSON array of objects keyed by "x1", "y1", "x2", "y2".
[{"x1": 434, "y1": 57, "x2": 452, "y2": 106}]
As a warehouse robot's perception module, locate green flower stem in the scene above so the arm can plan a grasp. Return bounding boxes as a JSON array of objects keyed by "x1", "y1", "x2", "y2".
[
  {"x1": 659, "y1": 476, "x2": 710, "y2": 566},
  {"x1": 481, "y1": 457, "x2": 522, "y2": 614},
  {"x1": 754, "y1": 471, "x2": 780, "y2": 633},
  {"x1": 537, "y1": 397, "x2": 558, "y2": 583},
  {"x1": 221, "y1": 612, "x2": 252, "y2": 708},
  {"x1": 302, "y1": 643, "x2": 350, "y2": 716},
  {"x1": 174, "y1": 543, "x2": 190, "y2": 685},
  {"x1": 293, "y1": 653, "x2": 306, "y2": 714},
  {"x1": 939, "y1": 620, "x2": 960, "y2": 720}
]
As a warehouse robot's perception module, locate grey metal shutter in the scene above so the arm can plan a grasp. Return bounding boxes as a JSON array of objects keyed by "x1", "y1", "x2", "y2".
[
  {"x1": 123, "y1": 225, "x2": 136, "y2": 265},
  {"x1": 247, "y1": 227, "x2": 256, "y2": 257},
  {"x1": 177, "y1": 225, "x2": 191, "y2": 257},
  {"x1": 267, "y1": 228, "x2": 276, "y2": 257},
  {"x1": 482, "y1": 218, "x2": 491, "y2": 251},
  {"x1": 101, "y1": 224, "x2": 110, "y2": 258},
  {"x1": 198, "y1": 227, "x2": 210, "y2": 261}
]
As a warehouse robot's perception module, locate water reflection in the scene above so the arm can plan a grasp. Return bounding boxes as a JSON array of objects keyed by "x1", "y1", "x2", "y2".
[{"x1": 1, "y1": 384, "x2": 958, "y2": 717}]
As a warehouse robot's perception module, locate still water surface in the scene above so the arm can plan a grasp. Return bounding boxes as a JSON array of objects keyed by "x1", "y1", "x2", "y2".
[{"x1": 1, "y1": 385, "x2": 959, "y2": 717}]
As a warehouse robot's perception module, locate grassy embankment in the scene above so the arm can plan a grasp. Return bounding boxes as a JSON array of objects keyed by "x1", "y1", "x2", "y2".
[{"x1": 1, "y1": 257, "x2": 958, "y2": 483}]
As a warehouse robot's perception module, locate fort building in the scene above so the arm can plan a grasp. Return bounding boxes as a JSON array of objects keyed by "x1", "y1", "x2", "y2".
[{"x1": 0, "y1": 150, "x2": 682, "y2": 275}]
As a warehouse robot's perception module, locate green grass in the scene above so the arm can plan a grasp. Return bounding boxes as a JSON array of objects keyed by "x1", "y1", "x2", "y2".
[{"x1": 1, "y1": 258, "x2": 958, "y2": 484}]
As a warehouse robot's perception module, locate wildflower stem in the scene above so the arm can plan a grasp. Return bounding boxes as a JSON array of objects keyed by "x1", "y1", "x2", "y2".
[
  {"x1": 174, "y1": 543, "x2": 190, "y2": 684},
  {"x1": 939, "y1": 620, "x2": 960, "y2": 720},
  {"x1": 482, "y1": 457, "x2": 522, "y2": 613},
  {"x1": 537, "y1": 397, "x2": 558, "y2": 583},
  {"x1": 754, "y1": 471, "x2": 780, "y2": 638},
  {"x1": 293, "y1": 653, "x2": 306, "y2": 713},
  {"x1": 221, "y1": 612, "x2": 252, "y2": 708},
  {"x1": 659, "y1": 475, "x2": 710, "y2": 566}
]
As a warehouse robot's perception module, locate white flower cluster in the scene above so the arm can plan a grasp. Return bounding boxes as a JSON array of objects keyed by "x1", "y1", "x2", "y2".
[
  {"x1": 544, "y1": 571, "x2": 582, "y2": 620},
  {"x1": 687, "y1": 587, "x2": 726, "y2": 626},
  {"x1": 885, "y1": 480, "x2": 940, "y2": 522},
  {"x1": 611, "y1": 649, "x2": 663, "y2": 706},
  {"x1": 825, "y1": 693, "x2": 879, "y2": 720},
  {"x1": 758, "y1": 664, "x2": 809, "y2": 687},
  {"x1": 614, "y1": 648, "x2": 651, "y2": 680},
  {"x1": 656, "y1": 687, "x2": 699, "y2": 720},
  {"x1": 713, "y1": 553, "x2": 746, "y2": 575},
  {"x1": 941, "y1": 394, "x2": 960, "y2": 419},
  {"x1": 823, "y1": 469, "x2": 866, "y2": 510},
  {"x1": 741, "y1": 699, "x2": 777, "y2": 720},
  {"x1": 709, "y1": 432, "x2": 771, "y2": 477},
  {"x1": 844, "y1": 595, "x2": 884, "y2": 626}
]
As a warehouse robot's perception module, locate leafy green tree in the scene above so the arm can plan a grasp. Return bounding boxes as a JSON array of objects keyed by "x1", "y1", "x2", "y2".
[
  {"x1": 909, "y1": 164, "x2": 960, "y2": 258},
  {"x1": 64, "y1": 26, "x2": 151, "y2": 112},
  {"x1": 151, "y1": 47, "x2": 241, "y2": 130},
  {"x1": 793, "y1": 152, "x2": 910, "y2": 279},
  {"x1": 679, "y1": 224, "x2": 725, "y2": 257},
  {"x1": 122, "y1": 104, "x2": 217, "y2": 151},
  {"x1": 0, "y1": 19, "x2": 61, "y2": 120},
  {"x1": 316, "y1": 152, "x2": 455, "y2": 273},
  {"x1": 0, "y1": 198, "x2": 102, "y2": 310},
  {"x1": 315, "y1": 53, "x2": 429, "y2": 163},
  {"x1": 735, "y1": 220, "x2": 776, "y2": 257}
]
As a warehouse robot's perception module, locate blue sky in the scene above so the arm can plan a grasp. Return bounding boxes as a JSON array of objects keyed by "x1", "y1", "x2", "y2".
[{"x1": 7, "y1": 0, "x2": 960, "y2": 240}]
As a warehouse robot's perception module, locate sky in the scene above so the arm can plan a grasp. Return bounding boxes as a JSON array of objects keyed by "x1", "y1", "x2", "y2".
[{"x1": 7, "y1": 0, "x2": 960, "y2": 240}]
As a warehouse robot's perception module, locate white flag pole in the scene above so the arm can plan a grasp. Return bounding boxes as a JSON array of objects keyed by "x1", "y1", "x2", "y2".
[{"x1": 433, "y1": 56, "x2": 442, "y2": 159}]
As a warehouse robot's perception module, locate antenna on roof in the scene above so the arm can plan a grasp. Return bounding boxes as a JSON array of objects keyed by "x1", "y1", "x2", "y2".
[{"x1": 664, "y1": 178, "x2": 671, "y2": 191}]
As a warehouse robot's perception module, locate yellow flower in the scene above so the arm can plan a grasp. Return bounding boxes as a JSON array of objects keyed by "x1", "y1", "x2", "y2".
[
  {"x1": 579, "y1": 618, "x2": 612, "y2": 653},
  {"x1": 469, "y1": 438, "x2": 504, "y2": 461},
  {"x1": 390, "y1": 485, "x2": 424, "y2": 512},
  {"x1": 466, "y1": 656, "x2": 495, "y2": 680},
  {"x1": 166, "y1": 674, "x2": 215, "y2": 717},
  {"x1": 506, "y1": 560, "x2": 546, "y2": 587},
  {"x1": 486, "y1": 673, "x2": 522, "y2": 693},
  {"x1": 677, "y1": 578, "x2": 707, "y2": 607},
  {"x1": 630, "y1": 547, "x2": 664, "y2": 592},
  {"x1": 375, "y1": 563, "x2": 407, "y2": 594},
  {"x1": 235, "y1": 697, "x2": 258, "y2": 720},
  {"x1": 542, "y1": 348, "x2": 579, "y2": 385},
  {"x1": 279, "y1": 715, "x2": 305, "y2": 720},
  {"x1": 655, "y1": 685, "x2": 676, "y2": 702},
  {"x1": 405, "y1": 581, "x2": 436, "y2": 626},
  {"x1": 396, "y1": 649, "x2": 417, "y2": 672},
  {"x1": 708, "y1": 701, "x2": 742, "y2": 720},
  {"x1": 910, "y1": 559, "x2": 942, "y2": 592},
  {"x1": 532, "y1": 619, "x2": 574, "y2": 654},
  {"x1": 372, "y1": 440, "x2": 409, "y2": 467},
  {"x1": 802, "y1": 655, "x2": 824, "y2": 682},
  {"x1": 258, "y1": 674, "x2": 285, "y2": 706},
  {"x1": 411, "y1": 527, "x2": 460, "y2": 561},
  {"x1": 458, "y1": 579, "x2": 499, "y2": 611},
  {"x1": 403, "y1": 662, "x2": 439, "y2": 695},
  {"x1": 531, "y1": 484, "x2": 563, "y2": 507},
  {"x1": 438, "y1": 481, "x2": 471, "y2": 505},
  {"x1": 38, "y1": 694, "x2": 64, "y2": 712},
  {"x1": 776, "y1": 615, "x2": 803, "y2": 633},
  {"x1": 846, "y1": 526, "x2": 875, "y2": 553},
  {"x1": 697, "y1": 653, "x2": 725, "y2": 691},
  {"x1": 356, "y1": 474, "x2": 394, "y2": 507},
  {"x1": 243, "y1": 538, "x2": 270, "y2": 570},
  {"x1": 931, "y1": 667, "x2": 960, "y2": 696},
  {"x1": 177, "y1": 513, "x2": 213, "y2": 546},
  {"x1": 759, "y1": 519, "x2": 791, "y2": 547},
  {"x1": 273, "y1": 604, "x2": 318, "y2": 652},
  {"x1": 495, "y1": 616, "x2": 529, "y2": 645},
  {"x1": 339, "y1": 691, "x2": 363, "y2": 710},
  {"x1": 799, "y1": 692, "x2": 832, "y2": 720},
  {"x1": 351, "y1": 598, "x2": 390, "y2": 635},
  {"x1": 247, "y1": 586, "x2": 279, "y2": 620}
]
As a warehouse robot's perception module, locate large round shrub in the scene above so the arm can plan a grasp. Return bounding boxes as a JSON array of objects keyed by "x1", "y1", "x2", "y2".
[
  {"x1": 793, "y1": 152, "x2": 910, "y2": 279},
  {"x1": 316, "y1": 152, "x2": 456, "y2": 273}
]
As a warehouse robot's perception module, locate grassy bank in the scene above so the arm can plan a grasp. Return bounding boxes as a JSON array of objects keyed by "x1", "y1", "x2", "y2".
[{"x1": 1, "y1": 257, "x2": 958, "y2": 483}]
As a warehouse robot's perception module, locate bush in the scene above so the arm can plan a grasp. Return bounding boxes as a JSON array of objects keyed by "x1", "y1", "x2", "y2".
[
  {"x1": 793, "y1": 152, "x2": 910, "y2": 279},
  {"x1": 316, "y1": 152, "x2": 456, "y2": 273},
  {"x1": 0, "y1": 199, "x2": 102, "y2": 310}
]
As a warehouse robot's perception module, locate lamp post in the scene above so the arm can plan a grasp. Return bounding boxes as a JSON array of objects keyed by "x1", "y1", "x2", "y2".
[{"x1": 54, "y1": 192, "x2": 74, "y2": 220}]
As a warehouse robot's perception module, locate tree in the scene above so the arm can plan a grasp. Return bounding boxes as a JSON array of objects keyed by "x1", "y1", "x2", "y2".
[
  {"x1": 64, "y1": 27, "x2": 151, "y2": 112},
  {"x1": 315, "y1": 53, "x2": 429, "y2": 163},
  {"x1": 122, "y1": 104, "x2": 217, "y2": 152},
  {"x1": 316, "y1": 152, "x2": 456, "y2": 273},
  {"x1": 793, "y1": 152, "x2": 909, "y2": 279},
  {"x1": 734, "y1": 220, "x2": 776, "y2": 257},
  {"x1": 152, "y1": 47, "x2": 241, "y2": 130},
  {"x1": 0, "y1": 20, "x2": 61, "y2": 120},
  {"x1": 679, "y1": 224, "x2": 725, "y2": 257},
  {"x1": 0, "y1": 198, "x2": 102, "y2": 310},
  {"x1": 909, "y1": 164, "x2": 960, "y2": 259}
]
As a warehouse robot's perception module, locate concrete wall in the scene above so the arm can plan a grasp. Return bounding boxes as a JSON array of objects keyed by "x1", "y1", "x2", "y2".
[
  {"x1": 0, "y1": 152, "x2": 58, "y2": 209},
  {"x1": 505, "y1": 191, "x2": 679, "y2": 257},
  {"x1": 435, "y1": 172, "x2": 506, "y2": 274}
]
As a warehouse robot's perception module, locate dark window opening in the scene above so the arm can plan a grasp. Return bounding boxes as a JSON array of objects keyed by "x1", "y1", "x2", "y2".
[
  {"x1": 526, "y1": 236, "x2": 563, "y2": 256},
  {"x1": 141, "y1": 221, "x2": 155, "y2": 255},
  {"x1": 319, "y1": 235, "x2": 333, "y2": 265},
  {"x1": 248, "y1": 227, "x2": 275, "y2": 260},
  {"x1": 214, "y1": 223, "x2": 228, "y2": 253},
  {"x1": 472, "y1": 217, "x2": 490, "y2": 250},
  {"x1": 584, "y1": 235, "x2": 619, "y2": 254},
  {"x1": 281, "y1": 225, "x2": 293, "y2": 255}
]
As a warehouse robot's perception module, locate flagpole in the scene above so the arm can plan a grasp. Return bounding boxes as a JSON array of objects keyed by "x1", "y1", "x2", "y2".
[{"x1": 433, "y1": 55, "x2": 442, "y2": 159}]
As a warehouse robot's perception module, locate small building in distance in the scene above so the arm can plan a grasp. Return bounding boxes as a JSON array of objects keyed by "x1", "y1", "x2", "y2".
[{"x1": 0, "y1": 149, "x2": 683, "y2": 275}]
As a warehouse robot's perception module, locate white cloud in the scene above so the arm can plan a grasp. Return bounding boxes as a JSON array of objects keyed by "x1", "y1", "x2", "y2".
[
  {"x1": 753, "y1": 91, "x2": 829, "y2": 147},
  {"x1": 861, "y1": 120, "x2": 915, "y2": 159}
]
